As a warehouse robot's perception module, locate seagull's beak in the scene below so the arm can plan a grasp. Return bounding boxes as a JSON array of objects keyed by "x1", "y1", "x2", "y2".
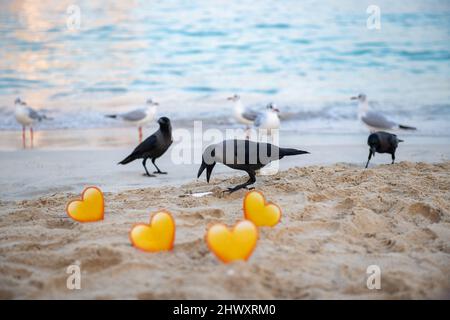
[
  {"x1": 227, "y1": 97, "x2": 233, "y2": 101},
  {"x1": 273, "y1": 108, "x2": 280, "y2": 113},
  {"x1": 350, "y1": 96, "x2": 358, "y2": 100},
  {"x1": 154, "y1": 102, "x2": 159, "y2": 106}
]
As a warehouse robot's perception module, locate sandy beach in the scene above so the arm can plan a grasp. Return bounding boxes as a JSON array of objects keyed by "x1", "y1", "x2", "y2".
[
  {"x1": 0, "y1": 159, "x2": 449, "y2": 299},
  {"x1": 1, "y1": 0, "x2": 450, "y2": 301}
]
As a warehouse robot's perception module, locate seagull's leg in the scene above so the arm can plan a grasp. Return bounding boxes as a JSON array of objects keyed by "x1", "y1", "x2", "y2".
[
  {"x1": 152, "y1": 158, "x2": 167, "y2": 174},
  {"x1": 225, "y1": 171, "x2": 256, "y2": 193},
  {"x1": 142, "y1": 158, "x2": 155, "y2": 177},
  {"x1": 22, "y1": 126, "x2": 26, "y2": 148},
  {"x1": 138, "y1": 126, "x2": 143, "y2": 143},
  {"x1": 245, "y1": 126, "x2": 250, "y2": 140},
  {"x1": 365, "y1": 150, "x2": 373, "y2": 168},
  {"x1": 391, "y1": 153, "x2": 395, "y2": 164},
  {"x1": 30, "y1": 127, "x2": 34, "y2": 148}
]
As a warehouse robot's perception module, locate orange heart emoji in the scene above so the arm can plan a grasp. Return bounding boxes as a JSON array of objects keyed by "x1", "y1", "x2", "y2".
[
  {"x1": 206, "y1": 220, "x2": 258, "y2": 263},
  {"x1": 129, "y1": 211, "x2": 175, "y2": 252},
  {"x1": 66, "y1": 186, "x2": 104, "y2": 222},
  {"x1": 243, "y1": 190, "x2": 281, "y2": 227}
]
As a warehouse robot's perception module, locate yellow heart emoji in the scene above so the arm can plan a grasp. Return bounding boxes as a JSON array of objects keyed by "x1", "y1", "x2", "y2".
[
  {"x1": 130, "y1": 211, "x2": 175, "y2": 252},
  {"x1": 243, "y1": 190, "x2": 281, "y2": 227},
  {"x1": 66, "y1": 186, "x2": 104, "y2": 222},
  {"x1": 206, "y1": 220, "x2": 258, "y2": 263}
]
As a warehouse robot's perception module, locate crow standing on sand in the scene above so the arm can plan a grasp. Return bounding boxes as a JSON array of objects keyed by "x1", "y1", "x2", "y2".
[
  {"x1": 365, "y1": 131, "x2": 403, "y2": 168},
  {"x1": 118, "y1": 117, "x2": 172, "y2": 176},
  {"x1": 197, "y1": 139, "x2": 309, "y2": 193}
]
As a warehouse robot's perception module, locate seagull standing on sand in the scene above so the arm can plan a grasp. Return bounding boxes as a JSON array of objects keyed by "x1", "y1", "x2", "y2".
[
  {"x1": 118, "y1": 117, "x2": 172, "y2": 177},
  {"x1": 351, "y1": 94, "x2": 416, "y2": 132},
  {"x1": 14, "y1": 98, "x2": 51, "y2": 148},
  {"x1": 227, "y1": 94, "x2": 260, "y2": 130},
  {"x1": 254, "y1": 103, "x2": 280, "y2": 135},
  {"x1": 106, "y1": 99, "x2": 158, "y2": 142},
  {"x1": 365, "y1": 131, "x2": 403, "y2": 168},
  {"x1": 197, "y1": 139, "x2": 309, "y2": 193}
]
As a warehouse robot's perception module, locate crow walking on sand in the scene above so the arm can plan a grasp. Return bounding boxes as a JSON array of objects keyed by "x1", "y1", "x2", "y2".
[
  {"x1": 118, "y1": 117, "x2": 172, "y2": 176},
  {"x1": 198, "y1": 139, "x2": 309, "y2": 193},
  {"x1": 365, "y1": 131, "x2": 403, "y2": 168}
]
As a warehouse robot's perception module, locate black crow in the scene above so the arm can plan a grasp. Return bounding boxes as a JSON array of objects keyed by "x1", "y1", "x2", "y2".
[
  {"x1": 118, "y1": 117, "x2": 172, "y2": 176},
  {"x1": 366, "y1": 131, "x2": 403, "y2": 168},
  {"x1": 197, "y1": 139, "x2": 309, "y2": 192}
]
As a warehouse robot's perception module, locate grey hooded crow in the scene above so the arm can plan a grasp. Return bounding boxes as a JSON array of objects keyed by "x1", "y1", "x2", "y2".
[
  {"x1": 366, "y1": 131, "x2": 403, "y2": 168},
  {"x1": 197, "y1": 139, "x2": 309, "y2": 193},
  {"x1": 118, "y1": 117, "x2": 172, "y2": 176}
]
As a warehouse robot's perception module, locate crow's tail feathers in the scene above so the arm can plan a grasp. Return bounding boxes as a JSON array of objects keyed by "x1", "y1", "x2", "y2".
[
  {"x1": 279, "y1": 148, "x2": 310, "y2": 158},
  {"x1": 118, "y1": 153, "x2": 136, "y2": 165},
  {"x1": 398, "y1": 139, "x2": 404, "y2": 143},
  {"x1": 398, "y1": 124, "x2": 416, "y2": 130}
]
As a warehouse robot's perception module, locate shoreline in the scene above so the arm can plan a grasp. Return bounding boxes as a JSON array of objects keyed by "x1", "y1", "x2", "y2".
[{"x1": 0, "y1": 126, "x2": 449, "y2": 200}]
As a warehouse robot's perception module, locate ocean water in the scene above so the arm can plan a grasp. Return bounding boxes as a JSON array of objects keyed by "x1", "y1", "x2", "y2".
[{"x1": 0, "y1": 0, "x2": 449, "y2": 135}]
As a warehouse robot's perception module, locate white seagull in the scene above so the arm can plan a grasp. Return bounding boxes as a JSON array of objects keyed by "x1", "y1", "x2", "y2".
[
  {"x1": 14, "y1": 97, "x2": 51, "y2": 148},
  {"x1": 254, "y1": 103, "x2": 280, "y2": 135},
  {"x1": 106, "y1": 99, "x2": 159, "y2": 142},
  {"x1": 227, "y1": 94, "x2": 260, "y2": 129},
  {"x1": 351, "y1": 94, "x2": 416, "y2": 132}
]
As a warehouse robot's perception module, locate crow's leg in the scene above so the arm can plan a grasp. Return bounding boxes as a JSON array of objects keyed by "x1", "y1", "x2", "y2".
[
  {"x1": 226, "y1": 171, "x2": 256, "y2": 193},
  {"x1": 391, "y1": 153, "x2": 395, "y2": 164},
  {"x1": 365, "y1": 150, "x2": 373, "y2": 169},
  {"x1": 152, "y1": 158, "x2": 167, "y2": 174},
  {"x1": 142, "y1": 158, "x2": 155, "y2": 177}
]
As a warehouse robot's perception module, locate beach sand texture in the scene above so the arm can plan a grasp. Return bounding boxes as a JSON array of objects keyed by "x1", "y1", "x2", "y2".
[{"x1": 0, "y1": 161, "x2": 449, "y2": 299}]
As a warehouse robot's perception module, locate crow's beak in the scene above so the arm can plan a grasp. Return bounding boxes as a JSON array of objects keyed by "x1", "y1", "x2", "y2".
[
  {"x1": 350, "y1": 96, "x2": 358, "y2": 100},
  {"x1": 197, "y1": 159, "x2": 216, "y2": 183}
]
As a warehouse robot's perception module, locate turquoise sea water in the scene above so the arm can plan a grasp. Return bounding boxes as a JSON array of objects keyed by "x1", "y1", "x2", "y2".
[{"x1": 0, "y1": 0, "x2": 449, "y2": 135}]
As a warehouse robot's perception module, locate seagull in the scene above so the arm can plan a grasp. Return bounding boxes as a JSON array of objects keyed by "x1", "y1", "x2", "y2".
[
  {"x1": 227, "y1": 94, "x2": 261, "y2": 130},
  {"x1": 254, "y1": 103, "x2": 280, "y2": 135},
  {"x1": 351, "y1": 94, "x2": 416, "y2": 132},
  {"x1": 365, "y1": 131, "x2": 403, "y2": 168},
  {"x1": 118, "y1": 117, "x2": 173, "y2": 177},
  {"x1": 197, "y1": 139, "x2": 309, "y2": 193},
  {"x1": 14, "y1": 98, "x2": 51, "y2": 148},
  {"x1": 106, "y1": 99, "x2": 159, "y2": 142}
]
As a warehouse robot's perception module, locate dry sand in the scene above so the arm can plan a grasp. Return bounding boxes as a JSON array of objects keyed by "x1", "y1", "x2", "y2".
[{"x1": 0, "y1": 161, "x2": 449, "y2": 299}]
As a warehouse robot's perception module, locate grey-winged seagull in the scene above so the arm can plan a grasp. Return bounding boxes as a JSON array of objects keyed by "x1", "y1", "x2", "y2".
[
  {"x1": 14, "y1": 98, "x2": 51, "y2": 148},
  {"x1": 254, "y1": 103, "x2": 280, "y2": 135},
  {"x1": 106, "y1": 99, "x2": 158, "y2": 142},
  {"x1": 227, "y1": 94, "x2": 261, "y2": 129},
  {"x1": 351, "y1": 94, "x2": 416, "y2": 132}
]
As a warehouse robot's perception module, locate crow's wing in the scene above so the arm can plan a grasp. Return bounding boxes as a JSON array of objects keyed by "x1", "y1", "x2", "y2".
[
  {"x1": 121, "y1": 109, "x2": 147, "y2": 122},
  {"x1": 131, "y1": 133, "x2": 158, "y2": 156},
  {"x1": 362, "y1": 111, "x2": 397, "y2": 129}
]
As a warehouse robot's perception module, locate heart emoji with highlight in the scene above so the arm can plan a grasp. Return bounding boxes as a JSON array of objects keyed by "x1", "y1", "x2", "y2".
[
  {"x1": 130, "y1": 211, "x2": 175, "y2": 252},
  {"x1": 66, "y1": 186, "x2": 104, "y2": 222},
  {"x1": 243, "y1": 190, "x2": 281, "y2": 227},
  {"x1": 206, "y1": 220, "x2": 258, "y2": 263}
]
